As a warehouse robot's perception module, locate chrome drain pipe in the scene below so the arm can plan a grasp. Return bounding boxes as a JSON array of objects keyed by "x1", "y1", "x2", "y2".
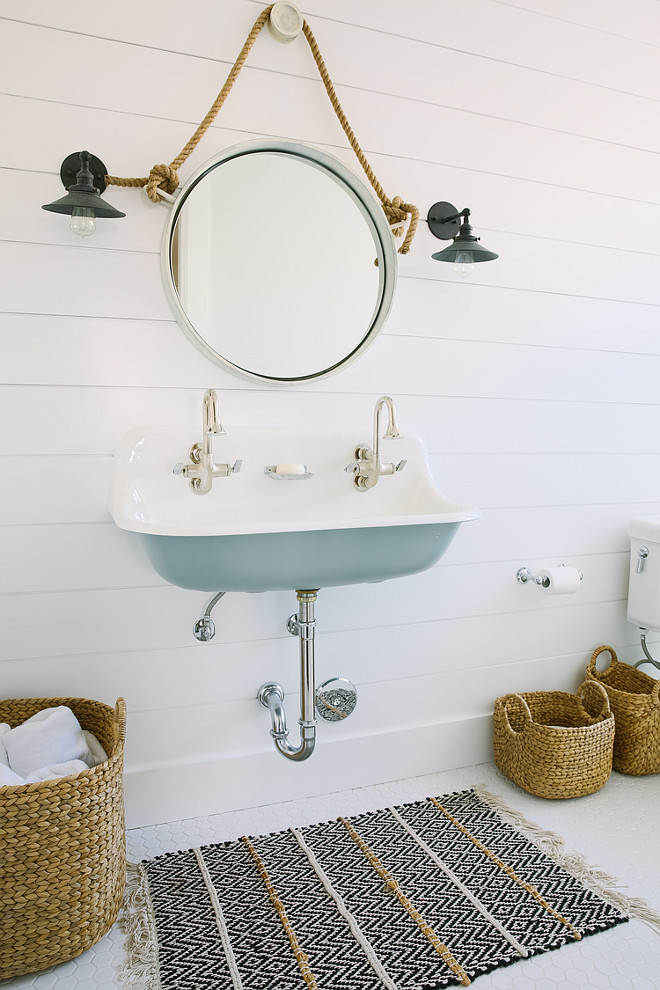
[{"x1": 257, "y1": 590, "x2": 319, "y2": 762}]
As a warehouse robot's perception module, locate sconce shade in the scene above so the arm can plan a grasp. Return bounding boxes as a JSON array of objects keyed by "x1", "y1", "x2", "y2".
[
  {"x1": 41, "y1": 151, "x2": 125, "y2": 219},
  {"x1": 431, "y1": 228, "x2": 499, "y2": 263},
  {"x1": 427, "y1": 201, "x2": 498, "y2": 263}
]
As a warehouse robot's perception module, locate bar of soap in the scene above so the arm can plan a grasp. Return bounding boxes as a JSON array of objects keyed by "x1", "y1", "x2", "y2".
[{"x1": 275, "y1": 463, "x2": 306, "y2": 475}]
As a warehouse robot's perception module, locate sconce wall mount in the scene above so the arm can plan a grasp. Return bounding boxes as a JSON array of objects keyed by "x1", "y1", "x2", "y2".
[{"x1": 57, "y1": 151, "x2": 107, "y2": 196}]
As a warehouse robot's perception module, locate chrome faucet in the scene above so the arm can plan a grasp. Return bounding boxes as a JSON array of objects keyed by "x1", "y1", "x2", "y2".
[
  {"x1": 173, "y1": 389, "x2": 242, "y2": 494},
  {"x1": 347, "y1": 395, "x2": 407, "y2": 491}
]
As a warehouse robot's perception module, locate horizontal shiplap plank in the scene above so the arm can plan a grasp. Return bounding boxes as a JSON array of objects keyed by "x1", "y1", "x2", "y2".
[
  {"x1": 0, "y1": 586, "x2": 293, "y2": 663},
  {"x1": 0, "y1": 387, "x2": 390, "y2": 456},
  {"x1": 389, "y1": 277, "x2": 660, "y2": 354},
  {"x1": 1, "y1": 450, "x2": 657, "y2": 530},
  {"x1": 285, "y1": 0, "x2": 660, "y2": 98},
  {"x1": 441, "y1": 502, "x2": 660, "y2": 564},
  {"x1": 432, "y1": 452, "x2": 660, "y2": 508},
  {"x1": 4, "y1": 235, "x2": 659, "y2": 331},
  {"x1": 0, "y1": 387, "x2": 357, "y2": 455},
  {"x1": 0, "y1": 499, "x2": 649, "y2": 595},
  {"x1": 0, "y1": 457, "x2": 114, "y2": 524},
  {"x1": 0, "y1": 314, "x2": 223, "y2": 387},
  {"x1": 3, "y1": 419, "x2": 659, "y2": 526},
  {"x1": 4, "y1": 321, "x2": 660, "y2": 408},
  {"x1": 311, "y1": 554, "x2": 631, "y2": 631},
  {"x1": 2, "y1": 387, "x2": 660, "y2": 459},
  {"x1": 495, "y1": 0, "x2": 660, "y2": 48},
  {"x1": 0, "y1": 578, "x2": 634, "y2": 665},
  {"x1": 398, "y1": 230, "x2": 660, "y2": 304},
  {"x1": 319, "y1": 332, "x2": 660, "y2": 400},
  {"x1": 0, "y1": 94, "x2": 266, "y2": 183},
  {"x1": 3, "y1": 0, "x2": 659, "y2": 100},
  {"x1": 402, "y1": 395, "x2": 660, "y2": 456},
  {"x1": 0, "y1": 513, "x2": 629, "y2": 600},
  {"x1": 0, "y1": 524, "x2": 164, "y2": 593},
  {"x1": 3, "y1": 287, "x2": 660, "y2": 396},
  {"x1": 0, "y1": 242, "x2": 169, "y2": 322},
  {"x1": 3, "y1": 6, "x2": 659, "y2": 148},
  {"x1": 3, "y1": 620, "x2": 650, "y2": 718}
]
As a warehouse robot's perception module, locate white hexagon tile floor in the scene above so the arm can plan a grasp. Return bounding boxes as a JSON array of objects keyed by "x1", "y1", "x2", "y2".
[{"x1": 2, "y1": 762, "x2": 659, "y2": 990}]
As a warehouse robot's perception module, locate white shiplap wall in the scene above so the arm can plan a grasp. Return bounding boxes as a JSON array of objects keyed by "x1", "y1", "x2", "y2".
[{"x1": 2, "y1": 0, "x2": 660, "y2": 827}]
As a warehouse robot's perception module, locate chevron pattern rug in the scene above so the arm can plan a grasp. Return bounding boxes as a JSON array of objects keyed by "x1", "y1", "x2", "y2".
[{"x1": 121, "y1": 788, "x2": 635, "y2": 989}]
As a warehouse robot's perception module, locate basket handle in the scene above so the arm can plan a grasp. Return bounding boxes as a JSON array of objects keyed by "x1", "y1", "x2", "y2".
[
  {"x1": 652, "y1": 678, "x2": 660, "y2": 706},
  {"x1": 577, "y1": 679, "x2": 611, "y2": 721},
  {"x1": 587, "y1": 644, "x2": 618, "y2": 678},
  {"x1": 501, "y1": 693, "x2": 533, "y2": 735},
  {"x1": 114, "y1": 697, "x2": 126, "y2": 745}
]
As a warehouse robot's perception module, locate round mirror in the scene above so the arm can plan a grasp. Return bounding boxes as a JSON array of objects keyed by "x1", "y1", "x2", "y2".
[{"x1": 162, "y1": 140, "x2": 397, "y2": 384}]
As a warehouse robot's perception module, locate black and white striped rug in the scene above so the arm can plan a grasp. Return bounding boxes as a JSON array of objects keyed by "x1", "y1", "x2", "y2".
[{"x1": 121, "y1": 788, "x2": 647, "y2": 989}]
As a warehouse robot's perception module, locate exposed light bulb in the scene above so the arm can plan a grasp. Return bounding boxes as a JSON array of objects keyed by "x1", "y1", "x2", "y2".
[
  {"x1": 453, "y1": 250, "x2": 474, "y2": 279},
  {"x1": 70, "y1": 207, "x2": 96, "y2": 238}
]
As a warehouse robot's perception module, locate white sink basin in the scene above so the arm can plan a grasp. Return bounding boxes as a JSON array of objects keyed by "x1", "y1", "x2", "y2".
[{"x1": 110, "y1": 426, "x2": 479, "y2": 591}]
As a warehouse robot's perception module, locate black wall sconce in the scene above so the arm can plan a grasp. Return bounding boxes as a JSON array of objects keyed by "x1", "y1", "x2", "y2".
[
  {"x1": 427, "y1": 201, "x2": 498, "y2": 278},
  {"x1": 42, "y1": 150, "x2": 125, "y2": 238}
]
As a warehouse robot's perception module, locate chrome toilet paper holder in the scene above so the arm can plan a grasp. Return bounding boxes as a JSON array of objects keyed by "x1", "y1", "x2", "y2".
[{"x1": 516, "y1": 565, "x2": 583, "y2": 587}]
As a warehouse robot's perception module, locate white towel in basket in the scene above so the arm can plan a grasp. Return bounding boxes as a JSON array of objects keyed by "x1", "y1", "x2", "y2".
[
  {"x1": 0, "y1": 762, "x2": 25, "y2": 787},
  {"x1": 25, "y1": 759, "x2": 91, "y2": 783},
  {"x1": 1, "y1": 706, "x2": 108, "y2": 784},
  {"x1": 0, "y1": 723, "x2": 10, "y2": 767}
]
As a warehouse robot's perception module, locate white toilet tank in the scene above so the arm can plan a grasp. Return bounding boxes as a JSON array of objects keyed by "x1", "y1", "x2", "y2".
[{"x1": 628, "y1": 515, "x2": 660, "y2": 631}]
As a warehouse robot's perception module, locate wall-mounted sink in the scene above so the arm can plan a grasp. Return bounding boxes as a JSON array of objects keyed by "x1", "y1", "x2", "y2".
[{"x1": 110, "y1": 424, "x2": 480, "y2": 592}]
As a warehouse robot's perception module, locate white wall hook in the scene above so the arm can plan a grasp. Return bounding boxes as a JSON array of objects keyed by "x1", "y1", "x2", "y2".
[{"x1": 267, "y1": 2, "x2": 303, "y2": 44}]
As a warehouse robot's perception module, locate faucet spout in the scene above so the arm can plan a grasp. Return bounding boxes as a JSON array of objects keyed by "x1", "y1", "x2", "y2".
[
  {"x1": 373, "y1": 395, "x2": 402, "y2": 464},
  {"x1": 203, "y1": 389, "x2": 226, "y2": 438}
]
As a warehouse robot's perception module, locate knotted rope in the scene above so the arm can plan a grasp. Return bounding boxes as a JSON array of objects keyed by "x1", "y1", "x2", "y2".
[{"x1": 105, "y1": 4, "x2": 418, "y2": 253}]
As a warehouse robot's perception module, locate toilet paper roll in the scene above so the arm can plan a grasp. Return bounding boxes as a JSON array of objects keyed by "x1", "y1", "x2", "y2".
[{"x1": 538, "y1": 566, "x2": 581, "y2": 595}]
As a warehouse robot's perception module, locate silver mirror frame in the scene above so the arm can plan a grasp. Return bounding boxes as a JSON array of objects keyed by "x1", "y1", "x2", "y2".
[{"x1": 161, "y1": 139, "x2": 397, "y2": 385}]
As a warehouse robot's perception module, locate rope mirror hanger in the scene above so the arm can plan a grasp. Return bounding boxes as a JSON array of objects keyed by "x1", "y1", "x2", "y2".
[{"x1": 104, "y1": 3, "x2": 419, "y2": 255}]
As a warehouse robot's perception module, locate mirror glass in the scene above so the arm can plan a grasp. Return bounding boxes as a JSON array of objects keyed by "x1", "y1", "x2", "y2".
[{"x1": 162, "y1": 141, "x2": 397, "y2": 384}]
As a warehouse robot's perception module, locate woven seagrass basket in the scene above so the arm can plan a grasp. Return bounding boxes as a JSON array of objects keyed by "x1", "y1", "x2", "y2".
[
  {"x1": 586, "y1": 645, "x2": 660, "y2": 776},
  {"x1": 0, "y1": 697, "x2": 126, "y2": 980},
  {"x1": 493, "y1": 680, "x2": 614, "y2": 799}
]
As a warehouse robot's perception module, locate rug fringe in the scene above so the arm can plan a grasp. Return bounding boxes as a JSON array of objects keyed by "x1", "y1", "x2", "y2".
[
  {"x1": 475, "y1": 784, "x2": 660, "y2": 937},
  {"x1": 118, "y1": 861, "x2": 162, "y2": 990}
]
